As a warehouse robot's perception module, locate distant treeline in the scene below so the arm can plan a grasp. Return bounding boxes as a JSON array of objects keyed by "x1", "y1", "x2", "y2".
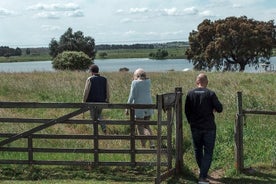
[
  {"x1": 1, "y1": 42, "x2": 189, "y2": 57},
  {"x1": 95, "y1": 41, "x2": 188, "y2": 50},
  {"x1": 0, "y1": 46, "x2": 22, "y2": 57}
]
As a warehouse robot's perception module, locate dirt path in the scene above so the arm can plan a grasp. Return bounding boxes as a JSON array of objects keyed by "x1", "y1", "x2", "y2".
[{"x1": 208, "y1": 169, "x2": 225, "y2": 184}]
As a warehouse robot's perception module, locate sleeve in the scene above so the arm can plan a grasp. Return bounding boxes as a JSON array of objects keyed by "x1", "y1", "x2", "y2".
[
  {"x1": 83, "y1": 78, "x2": 91, "y2": 102},
  {"x1": 106, "y1": 80, "x2": 110, "y2": 103},
  {"x1": 212, "y1": 93, "x2": 223, "y2": 113},
  {"x1": 184, "y1": 93, "x2": 192, "y2": 124},
  {"x1": 127, "y1": 81, "x2": 136, "y2": 104}
]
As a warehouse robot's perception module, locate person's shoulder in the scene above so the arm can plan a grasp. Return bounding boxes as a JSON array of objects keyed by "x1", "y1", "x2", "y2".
[
  {"x1": 205, "y1": 88, "x2": 216, "y2": 94},
  {"x1": 87, "y1": 76, "x2": 93, "y2": 80}
]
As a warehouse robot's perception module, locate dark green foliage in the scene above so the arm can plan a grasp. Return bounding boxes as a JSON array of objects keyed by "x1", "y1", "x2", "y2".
[
  {"x1": 98, "y1": 52, "x2": 108, "y2": 58},
  {"x1": 149, "y1": 49, "x2": 169, "y2": 59},
  {"x1": 0, "y1": 46, "x2": 22, "y2": 57},
  {"x1": 49, "y1": 27, "x2": 96, "y2": 60},
  {"x1": 52, "y1": 51, "x2": 92, "y2": 70},
  {"x1": 186, "y1": 16, "x2": 276, "y2": 71}
]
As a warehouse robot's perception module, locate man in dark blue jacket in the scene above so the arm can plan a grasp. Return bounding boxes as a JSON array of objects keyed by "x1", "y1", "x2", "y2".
[
  {"x1": 83, "y1": 64, "x2": 109, "y2": 134},
  {"x1": 185, "y1": 73, "x2": 223, "y2": 184}
]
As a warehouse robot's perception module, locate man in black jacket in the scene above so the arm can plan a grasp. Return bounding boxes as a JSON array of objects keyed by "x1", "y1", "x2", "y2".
[{"x1": 185, "y1": 73, "x2": 223, "y2": 184}]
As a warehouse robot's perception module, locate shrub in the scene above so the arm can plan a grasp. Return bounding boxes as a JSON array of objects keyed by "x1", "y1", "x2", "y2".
[{"x1": 52, "y1": 51, "x2": 92, "y2": 70}]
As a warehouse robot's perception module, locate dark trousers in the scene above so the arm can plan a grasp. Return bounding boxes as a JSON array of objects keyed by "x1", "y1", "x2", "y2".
[
  {"x1": 89, "y1": 107, "x2": 106, "y2": 133},
  {"x1": 191, "y1": 128, "x2": 216, "y2": 179}
]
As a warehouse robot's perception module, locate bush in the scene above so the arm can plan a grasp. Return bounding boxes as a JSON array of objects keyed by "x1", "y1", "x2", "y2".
[{"x1": 52, "y1": 51, "x2": 92, "y2": 70}]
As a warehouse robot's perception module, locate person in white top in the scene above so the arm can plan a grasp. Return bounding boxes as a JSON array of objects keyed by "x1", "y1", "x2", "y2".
[{"x1": 125, "y1": 68, "x2": 155, "y2": 148}]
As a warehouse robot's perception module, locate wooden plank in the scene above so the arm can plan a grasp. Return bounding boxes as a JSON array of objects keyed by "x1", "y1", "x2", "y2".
[
  {"x1": 0, "y1": 102, "x2": 156, "y2": 109},
  {"x1": 0, "y1": 107, "x2": 89, "y2": 147},
  {"x1": 243, "y1": 110, "x2": 276, "y2": 115}
]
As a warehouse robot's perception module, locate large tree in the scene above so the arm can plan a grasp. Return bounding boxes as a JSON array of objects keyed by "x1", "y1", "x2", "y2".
[
  {"x1": 186, "y1": 16, "x2": 275, "y2": 71},
  {"x1": 49, "y1": 27, "x2": 96, "y2": 60}
]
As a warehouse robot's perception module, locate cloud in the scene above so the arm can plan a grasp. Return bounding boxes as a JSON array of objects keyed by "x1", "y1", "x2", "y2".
[
  {"x1": 27, "y1": 3, "x2": 80, "y2": 11},
  {"x1": 35, "y1": 12, "x2": 60, "y2": 19},
  {"x1": 41, "y1": 25, "x2": 61, "y2": 31},
  {"x1": 28, "y1": 2, "x2": 83, "y2": 19},
  {"x1": 162, "y1": 7, "x2": 198, "y2": 16},
  {"x1": 0, "y1": 8, "x2": 15, "y2": 17},
  {"x1": 129, "y1": 8, "x2": 149, "y2": 13},
  {"x1": 199, "y1": 10, "x2": 215, "y2": 17},
  {"x1": 116, "y1": 7, "x2": 199, "y2": 17},
  {"x1": 66, "y1": 10, "x2": 84, "y2": 17}
]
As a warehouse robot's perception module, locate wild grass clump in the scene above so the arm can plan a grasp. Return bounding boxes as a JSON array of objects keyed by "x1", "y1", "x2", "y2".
[{"x1": 0, "y1": 71, "x2": 275, "y2": 183}]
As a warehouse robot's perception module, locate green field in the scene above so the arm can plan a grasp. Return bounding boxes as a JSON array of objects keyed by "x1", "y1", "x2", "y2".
[
  {"x1": 0, "y1": 47, "x2": 187, "y2": 63},
  {"x1": 0, "y1": 71, "x2": 275, "y2": 183},
  {"x1": 1, "y1": 46, "x2": 276, "y2": 63}
]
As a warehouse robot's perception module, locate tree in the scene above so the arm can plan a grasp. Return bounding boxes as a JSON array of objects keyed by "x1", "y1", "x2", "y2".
[
  {"x1": 98, "y1": 52, "x2": 108, "y2": 58},
  {"x1": 49, "y1": 27, "x2": 96, "y2": 60},
  {"x1": 149, "y1": 49, "x2": 169, "y2": 59},
  {"x1": 186, "y1": 16, "x2": 276, "y2": 71},
  {"x1": 26, "y1": 48, "x2": 31, "y2": 55},
  {"x1": 52, "y1": 51, "x2": 92, "y2": 70}
]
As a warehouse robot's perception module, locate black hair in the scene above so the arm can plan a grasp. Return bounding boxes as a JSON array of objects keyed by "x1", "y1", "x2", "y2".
[{"x1": 89, "y1": 64, "x2": 99, "y2": 73}]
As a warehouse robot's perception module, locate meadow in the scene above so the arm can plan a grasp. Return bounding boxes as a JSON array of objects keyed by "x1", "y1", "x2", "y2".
[
  {"x1": 0, "y1": 71, "x2": 275, "y2": 183},
  {"x1": 0, "y1": 47, "x2": 186, "y2": 63}
]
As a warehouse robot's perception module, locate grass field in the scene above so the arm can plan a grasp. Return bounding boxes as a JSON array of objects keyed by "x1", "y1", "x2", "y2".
[
  {"x1": 0, "y1": 71, "x2": 275, "y2": 183},
  {"x1": 0, "y1": 47, "x2": 187, "y2": 63}
]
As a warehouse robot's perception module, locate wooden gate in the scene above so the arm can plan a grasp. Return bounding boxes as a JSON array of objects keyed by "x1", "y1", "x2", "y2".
[
  {"x1": 234, "y1": 91, "x2": 276, "y2": 173},
  {"x1": 0, "y1": 88, "x2": 184, "y2": 183}
]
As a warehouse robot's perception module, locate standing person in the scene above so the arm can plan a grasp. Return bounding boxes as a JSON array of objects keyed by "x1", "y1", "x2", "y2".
[
  {"x1": 185, "y1": 73, "x2": 223, "y2": 184},
  {"x1": 125, "y1": 68, "x2": 155, "y2": 149},
  {"x1": 83, "y1": 64, "x2": 109, "y2": 134}
]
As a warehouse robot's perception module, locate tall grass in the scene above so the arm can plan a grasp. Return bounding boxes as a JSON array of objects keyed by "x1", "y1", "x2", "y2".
[{"x1": 0, "y1": 71, "x2": 275, "y2": 183}]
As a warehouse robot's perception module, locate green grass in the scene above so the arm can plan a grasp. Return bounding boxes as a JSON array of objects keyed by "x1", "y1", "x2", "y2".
[
  {"x1": 0, "y1": 71, "x2": 275, "y2": 183},
  {"x1": 0, "y1": 54, "x2": 51, "y2": 63},
  {"x1": 96, "y1": 48, "x2": 187, "y2": 59},
  {"x1": 0, "y1": 48, "x2": 187, "y2": 63}
]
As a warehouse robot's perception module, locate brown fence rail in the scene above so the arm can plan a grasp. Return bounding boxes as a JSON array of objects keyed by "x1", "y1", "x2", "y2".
[
  {"x1": 234, "y1": 91, "x2": 276, "y2": 173},
  {"x1": 0, "y1": 88, "x2": 184, "y2": 183}
]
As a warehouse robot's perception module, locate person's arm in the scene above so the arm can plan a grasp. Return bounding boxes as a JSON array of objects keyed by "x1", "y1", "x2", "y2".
[
  {"x1": 127, "y1": 81, "x2": 136, "y2": 104},
  {"x1": 83, "y1": 78, "x2": 91, "y2": 102},
  {"x1": 212, "y1": 93, "x2": 223, "y2": 113},
  {"x1": 106, "y1": 80, "x2": 110, "y2": 103},
  {"x1": 125, "y1": 81, "x2": 135, "y2": 115},
  {"x1": 184, "y1": 93, "x2": 192, "y2": 124}
]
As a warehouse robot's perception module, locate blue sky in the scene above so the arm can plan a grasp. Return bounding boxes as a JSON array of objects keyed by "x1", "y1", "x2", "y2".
[{"x1": 0, "y1": 0, "x2": 275, "y2": 48}]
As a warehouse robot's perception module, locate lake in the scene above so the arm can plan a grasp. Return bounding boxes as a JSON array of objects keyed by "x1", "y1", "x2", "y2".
[{"x1": 0, "y1": 58, "x2": 275, "y2": 73}]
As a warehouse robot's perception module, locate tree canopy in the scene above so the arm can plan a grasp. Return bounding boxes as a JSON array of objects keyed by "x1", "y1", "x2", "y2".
[
  {"x1": 186, "y1": 16, "x2": 276, "y2": 71},
  {"x1": 52, "y1": 51, "x2": 92, "y2": 70},
  {"x1": 149, "y1": 49, "x2": 169, "y2": 59},
  {"x1": 49, "y1": 28, "x2": 96, "y2": 60}
]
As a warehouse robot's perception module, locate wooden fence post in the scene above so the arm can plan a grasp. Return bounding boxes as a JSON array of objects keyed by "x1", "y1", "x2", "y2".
[
  {"x1": 235, "y1": 91, "x2": 244, "y2": 173},
  {"x1": 155, "y1": 94, "x2": 163, "y2": 184},
  {"x1": 175, "y1": 87, "x2": 184, "y2": 174}
]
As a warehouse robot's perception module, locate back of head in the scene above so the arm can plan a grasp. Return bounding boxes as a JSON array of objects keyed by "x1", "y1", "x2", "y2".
[
  {"x1": 196, "y1": 73, "x2": 208, "y2": 87},
  {"x1": 89, "y1": 64, "x2": 99, "y2": 73},
  {"x1": 133, "y1": 68, "x2": 146, "y2": 80}
]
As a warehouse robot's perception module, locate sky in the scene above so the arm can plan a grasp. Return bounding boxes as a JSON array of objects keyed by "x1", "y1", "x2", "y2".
[{"x1": 0, "y1": 0, "x2": 276, "y2": 48}]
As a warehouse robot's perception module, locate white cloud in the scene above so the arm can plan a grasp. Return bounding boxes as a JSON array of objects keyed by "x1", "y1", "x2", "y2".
[
  {"x1": 27, "y1": 3, "x2": 80, "y2": 11},
  {"x1": 129, "y1": 8, "x2": 149, "y2": 13},
  {"x1": 0, "y1": 8, "x2": 15, "y2": 17},
  {"x1": 41, "y1": 25, "x2": 61, "y2": 31},
  {"x1": 35, "y1": 12, "x2": 60, "y2": 19},
  {"x1": 66, "y1": 10, "x2": 84, "y2": 17},
  {"x1": 199, "y1": 10, "x2": 215, "y2": 17},
  {"x1": 27, "y1": 2, "x2": 83, "y2": 19}
]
